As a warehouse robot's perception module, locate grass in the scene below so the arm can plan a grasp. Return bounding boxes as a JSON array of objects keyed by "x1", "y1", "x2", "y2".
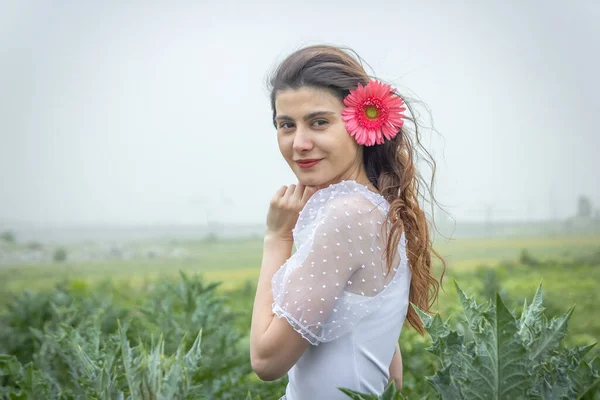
[
  {"x1": 2, "y1": 234, "x2": 599, "y2": 343},
  {"x1": 434, "y1": 234, "x2": 600, "y2": 270},
  {"x1": 2, "y1": 235, "x2": 598, "y2": 291}
]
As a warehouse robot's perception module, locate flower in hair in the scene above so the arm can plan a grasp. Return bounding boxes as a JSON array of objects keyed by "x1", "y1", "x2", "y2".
[{"x1": 341, "y1": 80, "x2": 406, "y2": 146}]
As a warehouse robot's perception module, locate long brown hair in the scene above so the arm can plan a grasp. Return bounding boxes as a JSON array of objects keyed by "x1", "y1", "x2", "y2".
[{"x1": 268, "y1": 45, "x2": 446, "y2": 335}]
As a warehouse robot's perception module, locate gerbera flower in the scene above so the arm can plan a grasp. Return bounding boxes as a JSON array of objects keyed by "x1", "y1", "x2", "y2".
[{"x1": 341, "y1": 80, "x2": 406, "y2": 146}]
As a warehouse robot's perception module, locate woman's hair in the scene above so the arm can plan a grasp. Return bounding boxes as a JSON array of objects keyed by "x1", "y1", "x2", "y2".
[{"x1": 267, "y1": 45, "x2": 446, "y2": 335}]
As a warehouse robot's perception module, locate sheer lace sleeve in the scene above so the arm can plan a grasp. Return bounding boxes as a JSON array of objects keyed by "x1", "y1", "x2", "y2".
[{"x1": 271, "y1": 181, "x2": 406, "y2": 345}]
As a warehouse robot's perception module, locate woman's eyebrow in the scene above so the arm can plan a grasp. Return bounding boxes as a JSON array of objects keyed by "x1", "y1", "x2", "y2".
[
  {"x1": 303, "y1": 111, "x2": 336, "y2": 121},
  {"x1": 275, "y1": 111, "x2": 336, "y2": 122}
]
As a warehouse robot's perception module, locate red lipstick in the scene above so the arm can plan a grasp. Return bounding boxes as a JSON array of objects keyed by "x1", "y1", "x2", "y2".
[{"x1": 296, "y1": 159, "x2": 322, "y2": 169}]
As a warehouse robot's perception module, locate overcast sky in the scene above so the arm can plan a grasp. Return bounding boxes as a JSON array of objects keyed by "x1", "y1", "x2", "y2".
[{"x1": 1, "y1": 0, "x2": 598, "y2": 227}]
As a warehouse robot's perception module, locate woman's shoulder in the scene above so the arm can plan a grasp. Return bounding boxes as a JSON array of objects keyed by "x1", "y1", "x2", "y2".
[
  {"x1": 293, "y1": 180, "x2": 389, "y2": 243},
  {"x1": 307, "y1": 180, "x2": 388, "y2": 213}
]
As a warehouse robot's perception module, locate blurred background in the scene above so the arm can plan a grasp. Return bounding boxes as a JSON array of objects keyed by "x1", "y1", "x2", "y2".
[
  {"x1": 1, "y1": 1, "x2": 599, "y2": 240},
  {"x1": 0, "y1": 1, "x2": 599, "y2": 398}
]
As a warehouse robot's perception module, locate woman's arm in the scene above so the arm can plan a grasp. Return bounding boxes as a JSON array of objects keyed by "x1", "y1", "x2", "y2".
[
  {"x1": 250, "y1": 234, "x2": 307, "y2": 380},
  {"x1": 249, "y1": 184, "x2": 316, "y2": 381},
  {"x1": 387, "y1": 343, "x2": 403, "y2": 389}
]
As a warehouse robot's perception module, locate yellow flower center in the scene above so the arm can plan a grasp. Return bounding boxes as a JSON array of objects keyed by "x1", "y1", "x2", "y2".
[{"x1": 365, "y1": 106, "x2": 378, "y2": 119}]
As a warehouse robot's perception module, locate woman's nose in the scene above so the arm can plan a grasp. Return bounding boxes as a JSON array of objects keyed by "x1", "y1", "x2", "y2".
[{"x1": 293, "y1": 129, "x2": 313, "y2": 152}]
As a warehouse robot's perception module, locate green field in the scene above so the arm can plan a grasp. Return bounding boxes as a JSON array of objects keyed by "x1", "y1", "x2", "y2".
[
  {"x1": 1, "y1": 234, "x2": 599, "y2": 398},
  {"x1": 2, "y1": 234, "x2": 599, "y2": 343},
  {"x1": 2, "y1": 234, "x2": 598, "y2": 290}
]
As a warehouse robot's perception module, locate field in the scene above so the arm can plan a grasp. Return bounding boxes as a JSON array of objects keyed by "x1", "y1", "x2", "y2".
[
  {"x1": 2, "y1": 234, "x2": 599, "y2": 347},
  {"x1": 1, "y1": 233, "x2": 599, "y2": 398},
  {"x1": 2, "y1": 234, "x2": 598, "y2": 289}
]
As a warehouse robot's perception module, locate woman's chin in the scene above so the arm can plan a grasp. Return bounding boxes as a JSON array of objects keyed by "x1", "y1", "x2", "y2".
[
  {"x1": 295, "y1": 174, "x2": 326, "y2": 188},
  {"x1": 298, "y1": 177, "x2": 333, "y2": 190}
]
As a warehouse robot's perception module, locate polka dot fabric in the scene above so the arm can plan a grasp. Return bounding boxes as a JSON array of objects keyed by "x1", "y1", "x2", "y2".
[{"x1": 271, "y1": 180, "x2": 408, "y2": 345}]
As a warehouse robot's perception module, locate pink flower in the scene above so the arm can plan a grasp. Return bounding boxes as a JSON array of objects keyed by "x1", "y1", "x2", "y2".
[{"x1": 341, "y1": 80, "x2": 406, "y2": 146}]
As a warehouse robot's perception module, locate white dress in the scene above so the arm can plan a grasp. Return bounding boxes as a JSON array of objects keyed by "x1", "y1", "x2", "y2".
[{"x1": 271, "y1": 180, "x2": 412, "y2": 400}]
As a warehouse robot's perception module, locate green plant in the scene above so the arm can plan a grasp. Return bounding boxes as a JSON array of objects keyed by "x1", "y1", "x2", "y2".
[
  {"x1": 414, "y1": 281, "x2": 600, "y2": 399},
  {"x1": 3, "y1": 269, "x2": 598, "y2": 399},
  {"x1": 519, "y1": 248, "x2": 539, "y2": 267},
  {"x1": 340, "y1": 381, "x2": 411, "y2": 399},
  {"x1": 345, "y1": 281, "x2": 599, "y2": 399},
  {"x1": 0, "y1": 231, "x2": 16, "y2": 243},
  {"x1": 475, "y1": 265, "x2": 509, "y2": 301},
  {"x1": 119, "y1": 321, "x2": 204, "y2": 399},
  {"x1": 574, "y1": 247, "x2": 600, "y2": 266},
  {"x1": 0, "y1": 273, "x2": 288, "y2": 399},
  {"x1": 53, "y1": 247, "x2": 68, "y2": 262}
]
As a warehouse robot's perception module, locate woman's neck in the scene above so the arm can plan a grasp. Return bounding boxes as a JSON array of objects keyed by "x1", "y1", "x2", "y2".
[{"x1": 323, "y1": 165, "x2": 380, "y2": 195}]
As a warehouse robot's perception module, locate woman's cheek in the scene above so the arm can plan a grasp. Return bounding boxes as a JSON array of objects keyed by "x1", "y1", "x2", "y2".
[{"x1": 277, "y1": 135, "x2": 292, "y2": 159}]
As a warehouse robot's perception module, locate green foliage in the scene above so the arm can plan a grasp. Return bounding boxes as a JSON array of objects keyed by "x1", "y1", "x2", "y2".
[
  {"x1": 53, "y1": 247, "x2": 68, "y2": 262},
  {"x1": 340, "y1": 381, "x2": 410, "y2": 399},
  {"x1": 412, "y1": 281, "x2": 600, "y2": 399},
  {"x1": 2, "y1": 241, "x2": 600, "y2": 399},
  {"x1": 574, "y1": 247, "x2": 600, "y2": 266},
  {"x1": 519, "y1": 248, "x2": 539, "y2": 266},
  {"x1": 474, "y1": 265, "x2": 509, "y2": 301},
  {"x1": 392, "y1": 329, "x2": 438, "y2": 399},
  {"x1": 0, "y1": 273, "x2": 287, "y2": 400},
  {"x1": 135, "y1": 273, "x2": 260, "y2": 399},
  {"x1": 0, "y1": 230, "x2": 16, "y2": 243},
  {"x1": 118, "y1": 321, "x2": 204, "y2": 399}
]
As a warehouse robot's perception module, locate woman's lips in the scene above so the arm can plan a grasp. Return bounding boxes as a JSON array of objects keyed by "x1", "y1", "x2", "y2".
[{"x1": 295, "y1": 159, "x2": 322, "y2": 169}]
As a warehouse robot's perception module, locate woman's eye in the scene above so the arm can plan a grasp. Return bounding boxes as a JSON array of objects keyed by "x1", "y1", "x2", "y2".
[{"x1": 312, "y1": 119, "x2": 328, "y2": 127}]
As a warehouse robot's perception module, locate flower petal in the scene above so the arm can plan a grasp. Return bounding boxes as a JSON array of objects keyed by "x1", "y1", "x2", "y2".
[{"x1": 346, "y1": 118, "x2": 359, "y2": 132}]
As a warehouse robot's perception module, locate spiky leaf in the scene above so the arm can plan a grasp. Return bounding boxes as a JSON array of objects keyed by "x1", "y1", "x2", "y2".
[{"x1": 517, "y1": 282, "x2": 545, "y2": 346}]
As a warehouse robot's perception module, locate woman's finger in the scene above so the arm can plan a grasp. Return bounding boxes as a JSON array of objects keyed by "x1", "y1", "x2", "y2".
[
  {"x1": 283, "y1": 184, "x2": 296, "y2": 199},
  {"x1": 272, "y1": 185, "x2": 287, "y2": 203},
  {"x1": 294, "y1": 183, "x2": 305, "y2": 199},
  {"x1": 301, "y1": 185, "x2": 317, "y2": 203}
]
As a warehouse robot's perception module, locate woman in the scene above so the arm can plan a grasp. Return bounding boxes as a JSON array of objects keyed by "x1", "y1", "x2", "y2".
[{"x1": 250, "y1": 45, "x2": 444, "y2": 399}]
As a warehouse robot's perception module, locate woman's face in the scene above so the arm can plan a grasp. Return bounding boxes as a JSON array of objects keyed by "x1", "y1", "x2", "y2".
[{"x1": 275, "y1": 87, "x2": 363, "y2": 188}]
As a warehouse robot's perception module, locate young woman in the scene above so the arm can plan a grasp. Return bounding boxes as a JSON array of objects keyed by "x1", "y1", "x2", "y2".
[{"x1": 250, "y1": 45, "x2": 444, "y2": 399}]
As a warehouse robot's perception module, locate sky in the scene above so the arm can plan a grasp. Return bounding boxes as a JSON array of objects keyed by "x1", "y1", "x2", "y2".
[{"x1": 1, "y1": 0, "x2": 599, "y2": 227}]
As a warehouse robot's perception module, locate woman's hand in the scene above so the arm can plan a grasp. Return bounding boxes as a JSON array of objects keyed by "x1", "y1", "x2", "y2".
[
  {"x1": 266, "y1": 183, "x2": 317, "y2": 242},
  {"x1": 387, "y1": 344, "x2": 403, "y2": 390}
]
